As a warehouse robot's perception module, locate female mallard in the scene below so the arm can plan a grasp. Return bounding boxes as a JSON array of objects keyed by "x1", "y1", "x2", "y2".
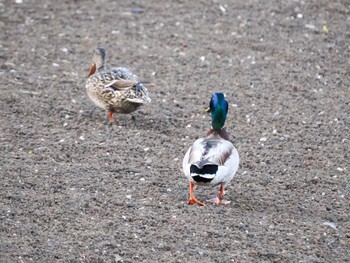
[
  {"x1": 86, "y1": 47, "x2": 151, "y2": 122},
  {"x1": 182, "y1": 93, "x2": 239, "y2": 206}
]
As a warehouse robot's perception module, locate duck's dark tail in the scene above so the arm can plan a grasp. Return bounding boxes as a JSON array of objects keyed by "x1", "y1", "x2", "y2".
[{"x1": 190, "y1": 164, "x2": 218, "y2": 183}]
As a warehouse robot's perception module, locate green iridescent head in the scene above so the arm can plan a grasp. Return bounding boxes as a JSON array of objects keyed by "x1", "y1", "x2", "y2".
[{"x1": 208, "y1": 92, "x2": 228, "y2": 130}]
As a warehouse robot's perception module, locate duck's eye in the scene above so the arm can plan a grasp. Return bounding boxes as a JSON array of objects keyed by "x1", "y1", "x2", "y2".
[{"x1": 135, "y1": 83, "x2": 143, "y2": 92}]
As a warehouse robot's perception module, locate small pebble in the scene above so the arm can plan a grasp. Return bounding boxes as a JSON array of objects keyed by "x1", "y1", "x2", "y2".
[
  {"x1": 322, "y1": 25, "x2": 329, "y2": 33},
  {"x1": 305, "y1": 24, "x2": 316, "y2": 30},
  {"x1": 131, "y1": 7, "x2": 144, "y2": 14},
  {"x1": 323, "y1": 222, "x2": 336, "y2": 229},
  {"x1": 218, "y1": 5, "x2": 226, "y2": 14}
]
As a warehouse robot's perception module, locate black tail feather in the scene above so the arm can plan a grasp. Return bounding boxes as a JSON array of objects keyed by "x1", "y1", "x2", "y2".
[{"x1": 190, "y1": 164, "x2": 218, "y2": 183}]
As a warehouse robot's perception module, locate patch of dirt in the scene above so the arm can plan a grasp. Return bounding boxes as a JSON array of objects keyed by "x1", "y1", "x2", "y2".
[{"x1": 1, "y1": 0, "x2": 349, "y2": 262}]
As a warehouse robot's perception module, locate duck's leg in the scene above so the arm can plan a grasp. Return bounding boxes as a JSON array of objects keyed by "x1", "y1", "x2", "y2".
[
  {"x1": 108, "y1": 111, "x2": 114, "y2": 122},
  {"x1": 208, "y1": 184, "x2": 231, "y2": 205},
  {"x1": 218, "y1": 184, "x2": 231, "y2": 205},
  {"x1": 188, "y1": 181, "x2": 205, "y2": 206}
]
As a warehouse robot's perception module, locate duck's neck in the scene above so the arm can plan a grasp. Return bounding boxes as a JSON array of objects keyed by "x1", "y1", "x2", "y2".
[
  {"x1": 95, "y1": 59, "x2": 105, "y2": 71},
  {"x1": 206, "y1": 127, "x2": 230, "y2": 141},
  {"x1": 93, "y1": 54, "x2": 105, "y2": 71}
]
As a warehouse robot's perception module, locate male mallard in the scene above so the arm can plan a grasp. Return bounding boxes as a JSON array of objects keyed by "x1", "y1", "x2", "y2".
[
  {"x1": 86, "y1": 47, "x2": 151, "y2": 122},
  {"x1": 182, "y1": 93, "x2": 239, "y2": 206}
]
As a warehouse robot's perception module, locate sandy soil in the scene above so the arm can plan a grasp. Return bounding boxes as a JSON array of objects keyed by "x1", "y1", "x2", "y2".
[{"x1": 1, "y1": 0, "x2": 349, "y2": 262}]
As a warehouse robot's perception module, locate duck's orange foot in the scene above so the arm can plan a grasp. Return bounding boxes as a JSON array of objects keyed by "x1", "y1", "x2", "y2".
[
  {"x1": 188, "y1": 198, "x2": 205, "y2": 206},
  {"x1": 208, "y1": 197, "x2": 231, "y2": 205}
]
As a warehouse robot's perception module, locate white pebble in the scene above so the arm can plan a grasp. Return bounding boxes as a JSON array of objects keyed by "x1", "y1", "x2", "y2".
[
  {"x1": 260, "y1": 137, "x2": 267, "y2": 142},
  {"x1": 336, "y1": 167, "x2": 343, "y2": 171},
  {"x1": 305, "y1": 24, "x2": 316, "y2": 30},
  {"x1": 143, "y1": 148, "x2": 149, "y2": 152},
  {"x1": 323, "y1": 222, "x2": 336, "y2": 229},
  {"x1": 126, "y1": 195, "x2": 132, "y2": 199},
  {"x1": 52, "y1": 63, "x2": 60, "y2": 67},
  {"x1": 219, "y1": 5, "x2": 226, "y2": 14},
  {"x1": 79, "y1": 136, "x2": 85, "y2": 140},
  {"x1": 186, "y1": 124, "x2": 192, "y2": 128},
  {"x1": 297, "y1": 13, "x2": 303, "y2": 19},
  {"x1": 200, "y1": 56, "x2": 205, "y2": 62}
]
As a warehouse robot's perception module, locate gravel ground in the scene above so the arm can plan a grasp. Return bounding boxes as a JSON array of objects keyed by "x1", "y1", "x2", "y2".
[{"x1": 1, "y1": 0, "x2": 349, "y2": 262}]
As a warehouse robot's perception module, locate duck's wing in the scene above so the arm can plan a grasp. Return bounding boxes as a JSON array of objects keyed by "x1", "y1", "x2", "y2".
[
  {"x1": 106, "y1": 78, "x2": 139, "y2": 90},
  {"x1": 91, "y1": 67, "x2": 151, "y2": 104}
]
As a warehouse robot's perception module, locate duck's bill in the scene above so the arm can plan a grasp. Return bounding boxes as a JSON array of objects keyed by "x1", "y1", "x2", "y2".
[
  {"x1": 87, "y1": 63, "x2": 96, "y2": 77},
  {"x1": 205, "y1": 107, "x2": 210, "y2": 113}
]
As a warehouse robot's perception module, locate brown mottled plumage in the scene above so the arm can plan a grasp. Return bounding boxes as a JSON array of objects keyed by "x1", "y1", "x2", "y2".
[{"x1": 86, "y1": 47, "x2": 151, "y2": 122}]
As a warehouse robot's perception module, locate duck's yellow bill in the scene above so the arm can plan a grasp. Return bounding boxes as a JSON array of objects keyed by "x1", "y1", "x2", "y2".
[{"x1": 205, "y1": 107, "x2": 210, "y2": 113}]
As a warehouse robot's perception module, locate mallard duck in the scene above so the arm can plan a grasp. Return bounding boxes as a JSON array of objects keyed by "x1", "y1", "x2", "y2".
[
  {"x1": 86, "y1": 47, "x2": 151, "y2": 122},
  {"x1": 182, "y1": 93, "x2": 239, "y2": 206}
]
